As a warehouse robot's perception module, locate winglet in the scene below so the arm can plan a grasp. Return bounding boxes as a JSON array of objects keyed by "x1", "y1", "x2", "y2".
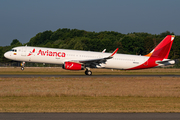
[
  {"x1": 102, "y1": 49, "x2": 106, "y2": 53},
  {"x1": 110, "y1": 48, "x2": 119, "y2": 57}
]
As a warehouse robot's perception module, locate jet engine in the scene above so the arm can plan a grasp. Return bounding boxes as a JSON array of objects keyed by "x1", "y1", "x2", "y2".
[{"x1": 62, "y1": 62, "x2": 85, "y2": 70}]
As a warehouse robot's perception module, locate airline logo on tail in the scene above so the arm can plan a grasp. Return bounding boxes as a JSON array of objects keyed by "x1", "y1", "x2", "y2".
[
  {"x1": 129, "y1": 35, "x2": 175, "y2": 70},
  {"x1": 145, "y1": 35, "x2": 175, "y2": 59}
]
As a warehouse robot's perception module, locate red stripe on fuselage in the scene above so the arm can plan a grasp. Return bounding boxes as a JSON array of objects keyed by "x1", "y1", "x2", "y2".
[{"x1": 127, "y1": 57, "x2": 160, "y2": 70}]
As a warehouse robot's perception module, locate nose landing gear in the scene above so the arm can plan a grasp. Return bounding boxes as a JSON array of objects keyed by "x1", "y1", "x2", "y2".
[{"x1": 21, "y1": 62, "x2": 25, "y2": 71}]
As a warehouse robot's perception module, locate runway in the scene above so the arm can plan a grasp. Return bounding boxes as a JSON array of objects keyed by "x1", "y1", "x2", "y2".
[
  {"x1": 0, "y1": 74, "x2": 180, "y2": 77},
  {"x1": 0, "y1": 113, "x2": 180, "y2": 120}
]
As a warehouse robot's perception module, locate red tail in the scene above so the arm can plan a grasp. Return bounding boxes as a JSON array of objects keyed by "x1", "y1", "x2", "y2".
[
  {"x1": 129, "y1": 35, "x2": 175, "y2": 70},
  {"x1": 145, "y1": 35, "x2": 175, "y2": 59}
]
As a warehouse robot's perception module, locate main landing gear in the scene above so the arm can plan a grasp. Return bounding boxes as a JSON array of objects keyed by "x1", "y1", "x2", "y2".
[
  {"x1": 21, "y1": 62, "x2": 25, "y2": 71},
  {"x1": 85, "y1": 68, "x2": 92, "y2": 75}
]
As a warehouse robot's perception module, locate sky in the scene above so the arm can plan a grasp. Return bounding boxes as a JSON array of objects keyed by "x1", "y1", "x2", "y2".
[{"x1": 1, "y1": 0, "x2": 180, "y2": 46}]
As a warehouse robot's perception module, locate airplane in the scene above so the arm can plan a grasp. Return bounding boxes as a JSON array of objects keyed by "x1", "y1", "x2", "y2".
[{"x1": 4, "y1": 35, "x2": 176, "y2": 75}]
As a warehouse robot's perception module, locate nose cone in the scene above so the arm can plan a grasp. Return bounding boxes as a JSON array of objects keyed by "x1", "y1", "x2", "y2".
[{"x1": 4, "y1": 52, "x2": 9, "y2": 59}]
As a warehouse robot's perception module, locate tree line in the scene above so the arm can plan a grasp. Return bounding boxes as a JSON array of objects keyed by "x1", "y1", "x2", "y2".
[{"x1": 1, "y1": 28, "x2": 179, "y2": 64}]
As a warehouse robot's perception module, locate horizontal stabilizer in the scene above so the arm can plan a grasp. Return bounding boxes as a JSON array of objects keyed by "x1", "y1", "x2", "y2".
[{"x1": 156, "y1": 60, "x2": 175, "y2": 65}]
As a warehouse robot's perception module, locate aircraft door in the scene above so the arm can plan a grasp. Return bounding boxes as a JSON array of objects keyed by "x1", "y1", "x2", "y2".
[
  {"x1": 21, "y1": 47, "x2": 27, "y2": 56},
  {"x1": 21, "y1": 46, "x2": 30, "y2": 61}
]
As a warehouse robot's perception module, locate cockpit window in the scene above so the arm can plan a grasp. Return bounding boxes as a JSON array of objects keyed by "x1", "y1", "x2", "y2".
[{"x1": 10, "y1": 49, "x2": 17, "y2": 52}]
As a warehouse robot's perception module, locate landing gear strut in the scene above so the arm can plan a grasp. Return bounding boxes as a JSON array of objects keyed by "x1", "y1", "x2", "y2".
[
  {"x1": 21, "y1": 62, "x2": 25, "y2": 71},
  {"x1": 85, "y1": 68, "x2": 92, "y2": 75}
]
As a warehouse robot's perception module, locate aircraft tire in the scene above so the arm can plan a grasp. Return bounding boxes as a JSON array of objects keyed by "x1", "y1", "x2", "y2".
[
  {"x1": 85, "y1": 70, "x2": 92, "y2": 75},
  {"x1": 85, "y1": 70, "x2": 88, "y2": 75},
  {"x1": 87, "y1": 70, "x2": 92, "y2": 75},
  {"x1": 21, "y1": 67, "x2": 24, "y2": 71}
]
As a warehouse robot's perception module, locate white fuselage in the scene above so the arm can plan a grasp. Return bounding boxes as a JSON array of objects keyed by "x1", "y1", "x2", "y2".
[{"x1": 4, "y1": 46, "x2": 150, "y2": 70}]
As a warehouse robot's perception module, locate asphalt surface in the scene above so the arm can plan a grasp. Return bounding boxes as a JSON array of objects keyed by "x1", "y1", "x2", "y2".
[
  {"x1": 1, "y1": 113, "x2": 180, "y2": 120},
  {"x1": 1, "y1": 74, "x2": 180, "y2": 78}
]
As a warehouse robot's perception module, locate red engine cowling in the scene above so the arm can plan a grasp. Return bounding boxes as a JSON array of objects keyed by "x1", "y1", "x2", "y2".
[{"x1": 62, "y1": 62, "x2": 84, "y2": 70}]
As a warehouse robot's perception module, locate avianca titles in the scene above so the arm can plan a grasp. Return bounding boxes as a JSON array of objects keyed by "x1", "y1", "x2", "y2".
[{"x1": 4, "y1": 35, "x2": 176, "y2": 75}]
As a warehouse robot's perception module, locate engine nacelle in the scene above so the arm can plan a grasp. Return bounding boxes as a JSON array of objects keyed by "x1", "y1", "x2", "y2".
[{"x1": 62, "y1": 62, "x2": 85, "y2": 70}]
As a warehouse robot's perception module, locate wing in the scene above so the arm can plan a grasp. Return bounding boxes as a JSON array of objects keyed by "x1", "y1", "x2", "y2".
[
  {"x1": 80, "y1": 48, "x2": 118, "y2": 63},
  {"x1": 67, "y1": 48, "x2": 118, "y2": 68}
]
